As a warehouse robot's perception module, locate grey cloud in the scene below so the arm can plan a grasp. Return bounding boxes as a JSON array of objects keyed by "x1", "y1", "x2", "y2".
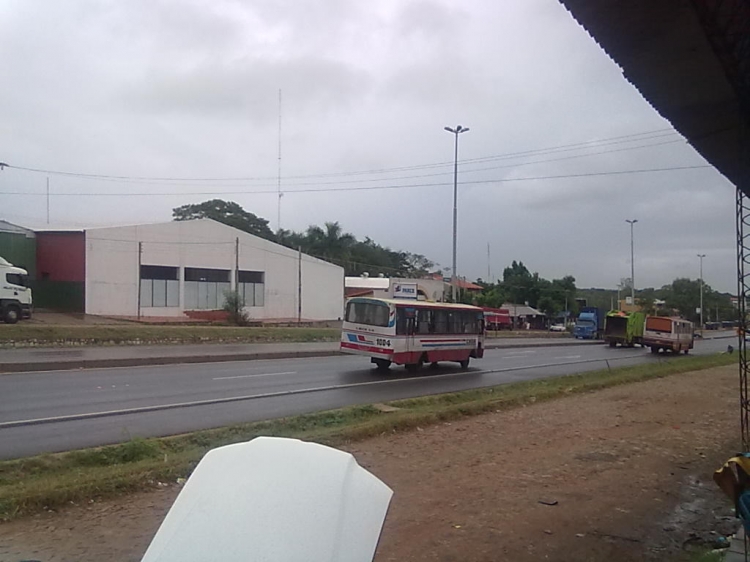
[{"x1": 121, "y1": 57, "x2": 372, "y2": 123}]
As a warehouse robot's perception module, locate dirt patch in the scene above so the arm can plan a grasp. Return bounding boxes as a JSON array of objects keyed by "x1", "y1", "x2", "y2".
[{"x1": 0, "y1": 366, "x2": 741, "y2": 561}]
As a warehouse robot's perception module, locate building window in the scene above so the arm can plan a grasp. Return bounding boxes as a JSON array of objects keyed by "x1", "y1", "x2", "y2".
[
  {"x1": 238, "y1": 270, "x2": 265, "y2": 307},
  {"x1": 184, "y1": 267, "x2": 231, "y2": 310},
  {"x1": 140, "y1": 265, "x2": 179, "y2": 308}
]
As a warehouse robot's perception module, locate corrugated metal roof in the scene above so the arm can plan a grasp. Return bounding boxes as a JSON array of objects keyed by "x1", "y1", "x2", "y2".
[
  {"x1": 558, "y1": 0, "x2": 749, "y2": 193},
  {"x1": 501, "y1": 303, "x2": 544, "y2": 317}
]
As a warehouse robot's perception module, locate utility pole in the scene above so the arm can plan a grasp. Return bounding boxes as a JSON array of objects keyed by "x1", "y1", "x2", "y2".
[
  {"x1": 444, "y1": 125, "x2": 470, "y2": 302},
  {"x1": 137, "y1": 241, "x2": 143, "y2": 320},
  {"x1": 297, "y1": 246, "x2": 302, "y2": 323},
  {"x1": 487, "y1": 243, "x2": 491, "y2": 283},
  {"x1": 625, "y1": 219, "x2": 638, "y2": 306},
  {"x1": 698, "y1": 253, "x2": 706, "y2": 335}
]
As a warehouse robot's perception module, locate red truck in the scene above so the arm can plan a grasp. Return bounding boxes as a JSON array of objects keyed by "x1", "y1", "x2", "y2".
[{"x1": 483, "y1": 307, "x2": 512, "y2": 331}]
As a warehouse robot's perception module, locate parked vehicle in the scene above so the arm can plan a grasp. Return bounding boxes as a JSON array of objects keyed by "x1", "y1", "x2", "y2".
[
  {"x1": 549, "y1": 324, "x2": 566, "y2": 332},
  {"x1": 483, "y1": 307, "x2": 511, "y2": 331},
  {"x1": 573, "y1": 306, "x2": 604, "y2": 339},
  {"x1": 0, "y1": 256, "x2": 32, "y2": 324},
  {"x1": 643, "y1": 316, "x2": 694, "y2": 354},
  {"x1": 604, "y1": 310, "x2": 646, "y2": 347},
  {"x1": 341, "y1": 297, "x2": 485, "y2": 371}
]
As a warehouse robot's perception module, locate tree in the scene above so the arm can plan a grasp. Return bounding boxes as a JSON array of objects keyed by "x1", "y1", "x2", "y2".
[
  {"x1": 173, "y1": 200, "x2": 439, "y2": 277},
  {"x1": 173, "y1": 199, "x2": 274, "y2": 240},
  {"x1": 401, "y1": 253, "x2": 437, "y2": 278},
  {"x1": 304, "y1": 222, "x2": 356, "y2": 263},
  {"x1": 503, "y1": 261, "x2": 535, "y2": 306}
]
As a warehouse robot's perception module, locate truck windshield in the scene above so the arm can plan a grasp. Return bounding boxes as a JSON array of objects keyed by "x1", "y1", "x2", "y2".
[
  {"x1": 577, "y1": 320, "x2": 594, "y2": 327},
  {"x1": 6, "y1": 273, "x2": 27, "y2": 287}
]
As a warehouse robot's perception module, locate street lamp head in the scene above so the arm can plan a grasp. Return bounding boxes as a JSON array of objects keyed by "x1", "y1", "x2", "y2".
[
  {"x1": 445, "y1": 125, "x2": 470, "y2": 135},
  {"x1": 625, "y1": 219, "x2": 638, "y2": 225},
  {"x1": 697, "y1": 253, "x2": 706, "y2": 258}
]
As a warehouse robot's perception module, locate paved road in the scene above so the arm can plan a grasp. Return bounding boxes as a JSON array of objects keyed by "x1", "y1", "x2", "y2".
[{"x1": 0, "y1": 337, "x2": 733, "y2": 459}]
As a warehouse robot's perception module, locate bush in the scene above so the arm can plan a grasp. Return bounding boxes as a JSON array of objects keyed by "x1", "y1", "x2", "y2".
[{"x1": 223, "y1": 290, "x2": 250, "y2": 326}]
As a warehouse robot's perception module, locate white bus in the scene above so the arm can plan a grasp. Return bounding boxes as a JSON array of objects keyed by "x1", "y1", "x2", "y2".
[
  {"x1": 643, "y1": 316, "x2": 694, "y2": 354},
  {"x1": 341, "y1": 297, "x2": 485, "y2": 371}
]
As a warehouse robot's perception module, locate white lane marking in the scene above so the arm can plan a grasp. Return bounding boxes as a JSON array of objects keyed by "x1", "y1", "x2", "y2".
[
  {"x1": 554, "y1": 355, "x2": 581, "y2": 360},
  {"x1": 213, "y1": 371, "x2": 297, "y2": 381},
  {"x1": 0, "y1": 355, "x2": 647, "y2": 429}
]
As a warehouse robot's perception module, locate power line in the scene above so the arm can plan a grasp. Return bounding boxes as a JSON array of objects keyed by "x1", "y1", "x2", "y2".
[
  {"x1": 1, "y1": 127, "x2": 680, "y2": 184},
  {"x1": 0, "y1": 164, "x2": 713, "y2": 197},
  {"x1": 3, "y1": 134, "x2": 682, "y2": 191}
]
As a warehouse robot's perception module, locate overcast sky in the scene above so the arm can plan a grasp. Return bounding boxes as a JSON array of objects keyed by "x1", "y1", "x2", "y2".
[{"x1": 0, "y1": 0, "x2": 737, "y2": 292}]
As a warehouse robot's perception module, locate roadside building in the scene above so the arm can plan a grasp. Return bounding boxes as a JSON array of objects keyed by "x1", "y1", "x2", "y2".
[
  {"x1": 502, "y1": 302, "x2": 546, "y2": 330},
  {"x1": 5, "y1": 219, "x2": 344, "y2": 321},
  {"x1": 344, "y1": 275, "x2": 448, "y2": 302}
]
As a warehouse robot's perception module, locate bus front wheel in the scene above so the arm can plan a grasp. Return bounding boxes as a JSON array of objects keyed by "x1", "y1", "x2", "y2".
[{"x1": 459, "y1": 358, "x2": 470, "y2": 369}]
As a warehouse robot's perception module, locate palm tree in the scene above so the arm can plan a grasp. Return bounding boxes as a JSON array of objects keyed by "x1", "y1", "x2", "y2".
[{"x1": 305, "y1": 222, "x2": 356, "y2": 263}]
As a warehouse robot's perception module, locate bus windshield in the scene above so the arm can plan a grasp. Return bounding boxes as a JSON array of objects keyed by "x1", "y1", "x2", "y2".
[{"x1": 345, "y1": 300, "x2": 390, "y2": 327}]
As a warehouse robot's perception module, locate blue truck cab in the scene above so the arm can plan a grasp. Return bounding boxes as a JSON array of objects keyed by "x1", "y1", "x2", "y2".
[{"x1": 574, "y1": 307, "x2": 603, "y2": 339}]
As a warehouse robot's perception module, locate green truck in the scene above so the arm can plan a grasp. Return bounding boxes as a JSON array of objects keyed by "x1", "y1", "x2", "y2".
[{"x1": 603, "y1": 310, "x2": 646, "y2": 348}]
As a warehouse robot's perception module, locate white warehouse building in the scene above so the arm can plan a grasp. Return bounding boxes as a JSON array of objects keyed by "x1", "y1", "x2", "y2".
[{"x1": 46, "y1": 219, "x2": 344, "y2": 321}]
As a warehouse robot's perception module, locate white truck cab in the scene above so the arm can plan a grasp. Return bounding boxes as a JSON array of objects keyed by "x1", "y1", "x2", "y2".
[{"x1": 0, "y1": 256, "x2": 32, "y2": 323}]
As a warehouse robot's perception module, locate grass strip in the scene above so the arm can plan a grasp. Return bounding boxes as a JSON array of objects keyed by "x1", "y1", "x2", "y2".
[
  {"x1": 0, "y1": 325, "x2": 341, "y2": 347},
  {"x1": 0, "y1": 352, "x2": 736, "y2": 521},
  {"x1": 0, "y1": 325, "x2": 575, "y2": 347}
]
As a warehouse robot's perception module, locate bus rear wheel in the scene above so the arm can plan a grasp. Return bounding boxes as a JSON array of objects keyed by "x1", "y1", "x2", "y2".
[
  {"x1": 373, "y1": 359, "x2": 391, "y2": 372},
  {"x1": 405, "y1": 359, "x2": 424, "y2": 372}
]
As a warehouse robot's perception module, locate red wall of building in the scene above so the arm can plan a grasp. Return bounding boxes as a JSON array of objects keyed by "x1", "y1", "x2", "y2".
[{"x1": 36, "y1": 232, "x2": 86, "y2": 282}]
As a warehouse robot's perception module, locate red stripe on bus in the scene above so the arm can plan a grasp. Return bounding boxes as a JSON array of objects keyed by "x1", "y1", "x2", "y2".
[{"x1": 341, "y1": 342, "x2": 394, "y2": 355}]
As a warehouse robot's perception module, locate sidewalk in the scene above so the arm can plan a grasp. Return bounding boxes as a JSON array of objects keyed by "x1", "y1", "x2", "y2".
[{"x1": 0, "y1": 338, "x2": 599, "y2": 373}]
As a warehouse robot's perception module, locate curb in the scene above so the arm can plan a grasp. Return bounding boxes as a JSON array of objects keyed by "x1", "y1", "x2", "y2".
[{"x1": 0, "y1": 339, "x2": 600, "y2": 374}]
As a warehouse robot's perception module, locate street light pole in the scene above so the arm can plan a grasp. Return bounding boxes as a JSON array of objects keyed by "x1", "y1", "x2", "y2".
[
  {"x1": 625, "y1": 219, "x2": 638, "y2": 306},
  {"x1": 698, "y1": 253, "x2": 706, "y2": 334},
  {"x1": 444, "y1": 125, "x2": 470, "y2": 302}
]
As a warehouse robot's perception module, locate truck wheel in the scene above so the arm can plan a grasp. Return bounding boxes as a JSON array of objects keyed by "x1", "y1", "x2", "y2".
[
  {"x1": 650, "y1": 346, "x2": 658, "y2": 354},
  {"x1": 608, "y1": 341, "x2": 616, "y2": 348},
  {"x1": 3, "y1": 306, "x2": 20, "y2": 324}
]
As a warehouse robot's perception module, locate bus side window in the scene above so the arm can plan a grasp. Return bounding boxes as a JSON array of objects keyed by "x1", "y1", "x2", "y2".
[
  {"x1": 395, "y1": 308, "x2": 408, "y2": 335},
  {"x1": 434, "y1": 310, "x2": 448, "y2": 334},
  {"x1": 417, "y1": 309, "x2": 432, "y2": 334}
]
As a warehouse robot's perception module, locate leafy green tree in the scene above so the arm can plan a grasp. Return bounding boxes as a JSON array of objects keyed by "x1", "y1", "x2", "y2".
[
  {"x1": 503, "y1": 261, "x2": 535, "y2": 306},
  {"x1": 173, "y1": 199, "x2": 274, "y2": 240},
  {"x1": 401, "y1": 252, "x2": 437, "y2": 278},
  {"x1": 660, "y1": 278, "x2": 734, "y2": 323}
]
